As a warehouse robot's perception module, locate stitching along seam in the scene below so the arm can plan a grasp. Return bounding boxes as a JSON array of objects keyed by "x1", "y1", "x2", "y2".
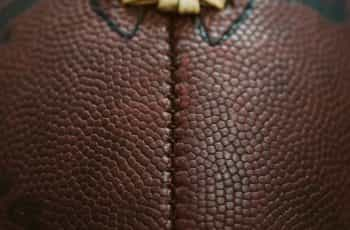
[
  {"x1": 89, "y1": 0, "x2": 146, "y2": 39},
  {"x1": 89, "y1": 0, "x2": 348, "y2": 45},
  {"x1": 196, "y1": 0, "x2": 255, "y2": 46},
  {"x1": 89, "y1": 0, "x2": 255, "y2": 46}
]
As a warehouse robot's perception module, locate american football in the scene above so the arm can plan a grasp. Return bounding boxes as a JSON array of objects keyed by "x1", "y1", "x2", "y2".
[{"x1": 0, "y1": 0, "x2": 349, "y2": 229}]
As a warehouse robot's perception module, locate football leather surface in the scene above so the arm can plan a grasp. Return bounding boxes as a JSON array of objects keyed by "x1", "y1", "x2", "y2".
[{"x1": 0, "y1": 0, "x2": 350, "y2": 229}]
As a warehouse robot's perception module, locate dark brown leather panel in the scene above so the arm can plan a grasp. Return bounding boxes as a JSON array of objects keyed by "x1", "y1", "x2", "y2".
[
  {"x1": 172, "y1": 1, "x2": 350, "y2": 229},
  {"x1": 0, "y1": 0, "x2": 172, "y2": 229}
]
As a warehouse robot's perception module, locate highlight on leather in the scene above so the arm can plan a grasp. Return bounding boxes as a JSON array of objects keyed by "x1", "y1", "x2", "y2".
[{"x1": 121, "y1": 0, "x2": 226, "y2": 14}]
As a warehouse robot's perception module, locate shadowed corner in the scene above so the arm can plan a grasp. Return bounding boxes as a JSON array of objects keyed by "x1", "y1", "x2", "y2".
[
  {"x1": 0, "y1": 175, "x2": 12, "y2": 197},
  {"x1": 290, "y1": 0, "x2": 349, "y2": 22},
  {"x1": 7, "y1": 197, "x2": 43, "y2": 230},
  {"x1": 0, "y1": 25, "x2": 12, "y2": 43},
  {"x1": 0, "y1": 0, "x2": 38, "y2": 43},
  {"x1": 196, "y1": 0, "x2": 349, "y2": 46}
]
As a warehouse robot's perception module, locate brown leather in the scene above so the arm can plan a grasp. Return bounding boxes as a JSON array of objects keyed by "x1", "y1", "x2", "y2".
[
  {"x1": 0, "y1": 0, "x2": 350, "y2": 229},
  {"x1": 0, "y1": 1, "x2": 172, "y2": 229}
]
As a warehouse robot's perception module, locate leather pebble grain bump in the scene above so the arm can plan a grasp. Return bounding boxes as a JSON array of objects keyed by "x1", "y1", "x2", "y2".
[{"x1": 0, "y1": 0, "x2": 349, "y2": 230}]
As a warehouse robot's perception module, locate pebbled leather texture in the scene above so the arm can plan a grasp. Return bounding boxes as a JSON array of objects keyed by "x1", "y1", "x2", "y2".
[
  {"x1": 0, "y1": 0, "x2": 350, "y2": 229},
  {"x1": 0, "y1": 1, "x2": 172, "y2": 229}
]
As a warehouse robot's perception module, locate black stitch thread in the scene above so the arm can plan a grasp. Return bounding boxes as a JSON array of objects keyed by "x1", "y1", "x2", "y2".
[
  {"x1": 90, "y1": 0, "x2": 255, "y2": 44},
  {"x1": 196, "y1": 0, "x2": 255, "y2": 46},
  {"x1": 90, "y1": 0, "x2": 146, "y2": 39}
]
